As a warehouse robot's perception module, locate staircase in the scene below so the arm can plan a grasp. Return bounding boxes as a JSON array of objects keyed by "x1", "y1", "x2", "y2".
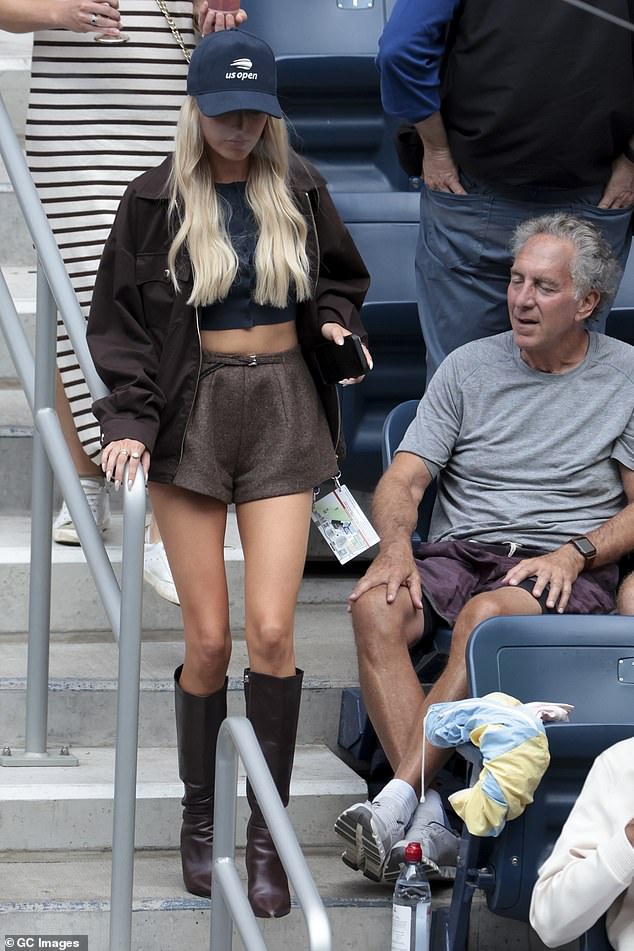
[{"x1": 0, "y1": 31, "x2": 552, "y2": 951}]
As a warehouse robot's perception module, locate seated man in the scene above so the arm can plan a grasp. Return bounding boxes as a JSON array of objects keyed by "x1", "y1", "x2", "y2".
[
  {"x1": 530, "y1": 737, "x2": 634, "y2": 950},
  {"x1": 334, "y1": 212, "x2": 634, "y2": 884}
]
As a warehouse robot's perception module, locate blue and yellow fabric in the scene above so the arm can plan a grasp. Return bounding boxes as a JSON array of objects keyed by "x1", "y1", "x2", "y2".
[{"x1": 424, "y1": 692, "x2": 551, "y2": 837}]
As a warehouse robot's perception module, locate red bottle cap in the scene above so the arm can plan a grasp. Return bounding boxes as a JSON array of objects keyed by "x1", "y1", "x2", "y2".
[{"x1": 404, "y1": 841, "x2": 423, "y2": 863}]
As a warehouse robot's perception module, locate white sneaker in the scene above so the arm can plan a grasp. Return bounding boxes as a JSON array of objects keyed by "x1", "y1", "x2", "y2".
[
  {"x1": 143, "y1": 530, "x2": 180, "y2": 605},
  {"x1": 383, "y1": 817, "x2": 459, "y2": 883},
  {"x1": 53, "y1": 477, "x2": 110, "y2": 545}
]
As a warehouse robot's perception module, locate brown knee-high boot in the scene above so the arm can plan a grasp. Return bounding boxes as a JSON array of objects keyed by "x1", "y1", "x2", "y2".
[
  {"x1": 244, "y1": 667, "x2": 303, "y2": 918},
  {"x1": 174, "y1": 665, "x2": 227, "y2": 898}
]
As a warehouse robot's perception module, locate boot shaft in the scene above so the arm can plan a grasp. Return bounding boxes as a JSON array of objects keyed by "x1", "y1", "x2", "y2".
[
  {"x1": 174, "y1": 665, "x2": 228, "y2": 795},
  {"x1": 243, "y1": 667, "x2": 303, "y2": 811}
]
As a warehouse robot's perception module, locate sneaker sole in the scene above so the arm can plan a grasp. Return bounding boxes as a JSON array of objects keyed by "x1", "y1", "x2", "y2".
[
  {"x1": 382, "y1": 853, "x2": 455, "y2": 884},
  {"x1": 334, "y1": 808, "x2": 365, "y2": 872},
  {"x1": 143, "y1": 569, "x2": 180, "y2": 606},
  {"x1": 357, "y1": 810, "x2": 390, "y2": 883},
  {"x1": 53, "y1": 524, "x2": 109, "y2": 546}
]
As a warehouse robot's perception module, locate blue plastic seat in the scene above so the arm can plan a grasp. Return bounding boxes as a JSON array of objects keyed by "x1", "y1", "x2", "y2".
[
  {"x1": 380, "y1": 399, "x2": 451, "y2": 668},
  {"x1": 433, "y1": 614, "x2": 634, "y2": 951}
]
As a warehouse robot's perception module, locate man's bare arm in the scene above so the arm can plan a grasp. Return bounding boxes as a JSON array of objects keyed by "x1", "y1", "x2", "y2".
[
  {"x1": 503, "y1": 464, "x2": 634, "y2": 611},
  {"x1": 348, "y1": 452, "x2": 433, "y2": 608},
  {"x1": 415, "y1": 111, "x2": 466, "y2": 194}
]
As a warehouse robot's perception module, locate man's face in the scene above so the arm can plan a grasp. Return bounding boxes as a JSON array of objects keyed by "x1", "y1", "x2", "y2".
[{"x1": 507, "y1": 235, "x2": 599, "y2": 360}]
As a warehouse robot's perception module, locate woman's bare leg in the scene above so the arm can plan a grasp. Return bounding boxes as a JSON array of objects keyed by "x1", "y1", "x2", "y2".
[
  {"x1": 56, "y1": 372, "x2": 101, "y2": 477},
  {"x1": 149, "y1": 482, "x2": 231, "y2": 693},
  {"x1": 237, "y1": 491, "x2": 313, "y2": 673}
]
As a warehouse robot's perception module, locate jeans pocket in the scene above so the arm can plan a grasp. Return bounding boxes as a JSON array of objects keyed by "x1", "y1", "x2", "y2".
[{"x1": 422, "y1": 186, "x2": 492, "y2": 269}]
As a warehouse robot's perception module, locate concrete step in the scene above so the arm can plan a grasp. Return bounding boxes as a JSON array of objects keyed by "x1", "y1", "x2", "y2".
[
  {"x1": 0, "y1": 264, "x2": 36, "y2": 383},
  {"x1": 0, "y1": 33, "x2": 36, "y2": 266},
  {"x1": 0, "y1": 848, "x2": 554, "y2": 951},
  {"x1": 0, "y1": 31, "x2": 32, "y2": 140},
  {"x1": 0, "y1": 743, "x2": 365, "y2": 851},
  {"x1": 0, "y1": 513, "x2": 360, "y2": 633},
  {"x1": 0, "y1": 602, "x2": 359, "y2": 751},
  {"x1": 0, "y1": 180, "x2": 37, "y2": 267}
]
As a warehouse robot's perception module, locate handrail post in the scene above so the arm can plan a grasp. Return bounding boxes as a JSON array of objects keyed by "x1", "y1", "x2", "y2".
[
  {"x1": 24, "y1": 265, "x2": 56, "y2": 756},
  {"x1": 109, "y1": 466, "x2": 147, "y2": 951},
  {"x1": 211, "y1": 722, "x2": 240, "y2": 951},
  {"x1": 1, "y1": 265, "x2": 78, "y2": 767},
  {"x1": 210, "y1": 717, "x2": 332, "y2": 951}
]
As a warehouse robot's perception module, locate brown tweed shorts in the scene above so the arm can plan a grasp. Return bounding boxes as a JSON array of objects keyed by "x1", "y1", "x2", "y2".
[{"x1": 173, "y1": 346, "x2": 338, "y2": 504}]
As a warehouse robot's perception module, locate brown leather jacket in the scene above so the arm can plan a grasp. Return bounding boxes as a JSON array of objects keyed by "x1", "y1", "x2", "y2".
[{"x1": 87, "y1": 154, "x2": 370, "y2": 484}]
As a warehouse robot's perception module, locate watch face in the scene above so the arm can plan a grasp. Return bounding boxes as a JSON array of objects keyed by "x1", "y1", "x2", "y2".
[{"x1": 572, "y1": 536, "x2": 596, "y2": 557}]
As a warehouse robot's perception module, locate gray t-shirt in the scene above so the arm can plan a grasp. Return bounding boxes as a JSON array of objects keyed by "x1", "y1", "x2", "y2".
[{"x1": 398, "y1": 331, "x2": 634, "y2": 549}]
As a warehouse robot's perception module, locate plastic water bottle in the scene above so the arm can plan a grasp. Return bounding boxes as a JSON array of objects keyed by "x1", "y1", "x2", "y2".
[{"x1": 390, "y1": 841, "x2": 432, "y2": 951}]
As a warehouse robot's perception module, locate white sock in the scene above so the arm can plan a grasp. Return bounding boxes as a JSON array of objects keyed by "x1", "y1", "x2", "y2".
[{"x1": 373, "y1": 779, "x2": 418, "y2": 825}]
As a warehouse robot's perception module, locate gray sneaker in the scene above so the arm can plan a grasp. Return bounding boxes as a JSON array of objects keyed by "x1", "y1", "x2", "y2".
[
  {"x1": 383, "y1": 819, "x2": 459, "y2": 883},
  {"x1": 334, "y1": 799, "x2": 407, "y2": 882}
]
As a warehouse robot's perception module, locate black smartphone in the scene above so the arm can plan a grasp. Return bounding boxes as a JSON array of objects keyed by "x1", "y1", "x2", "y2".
[{"x1": 312, "y1": 334, "x2": 371, "y2": 385}]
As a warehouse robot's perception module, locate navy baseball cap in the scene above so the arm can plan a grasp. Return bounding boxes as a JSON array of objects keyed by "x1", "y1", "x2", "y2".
[{"x1": 187, "y1": 29, "x2": 282, "y2": 118}]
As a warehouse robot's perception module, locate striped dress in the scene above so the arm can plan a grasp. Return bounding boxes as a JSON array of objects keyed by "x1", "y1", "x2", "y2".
[{"x1": 25, "y1": 1, "x2": 195, "y2": 459}]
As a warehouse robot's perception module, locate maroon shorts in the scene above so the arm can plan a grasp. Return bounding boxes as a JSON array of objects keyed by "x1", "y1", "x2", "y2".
[{"x1": 414, "y1": 539, "x2": 618, "y2": 625}]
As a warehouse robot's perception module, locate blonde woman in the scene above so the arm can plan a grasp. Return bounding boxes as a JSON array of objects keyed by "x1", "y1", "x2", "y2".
[{"x1": 87, "y1": 29, "x2": 370, "y2": 917}]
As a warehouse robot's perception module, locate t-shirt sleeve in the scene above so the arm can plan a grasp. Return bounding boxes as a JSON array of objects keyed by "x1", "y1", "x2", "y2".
[
  {"x1": 396, "y1": 354, "x2": 463, "y2": 477},
  {"x1": 611, "y1": 407, "x2": 634, "y2": 473},
  {"x1": 376, "y1": 0, "x2": 461, "y2": 122}
]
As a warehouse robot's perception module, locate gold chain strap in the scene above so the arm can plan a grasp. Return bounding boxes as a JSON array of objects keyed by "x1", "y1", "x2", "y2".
[{"x1": 154, "y1": 0, "x2": 192, "y2": 63}]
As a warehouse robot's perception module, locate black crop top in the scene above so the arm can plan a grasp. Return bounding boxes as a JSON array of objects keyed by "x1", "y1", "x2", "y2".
[{"x1": 198, "y1": 181, "x2": 297, "y2": 331}]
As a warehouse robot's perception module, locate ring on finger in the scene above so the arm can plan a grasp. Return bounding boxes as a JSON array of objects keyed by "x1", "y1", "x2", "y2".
[
  {"x1": 119, "y1": 449, "x2": 129, "y2": 456},
  {"x1": 131, "y1": 451, "x2": 140, "y2": 459},
  {"x1": 90, "y1": 13, "x2": 98, "y2": 25}
]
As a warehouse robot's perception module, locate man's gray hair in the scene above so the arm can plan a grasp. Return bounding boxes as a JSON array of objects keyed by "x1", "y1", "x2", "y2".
[{"x1": 510, "y1": 213, "x2": 621, "y2": 304}]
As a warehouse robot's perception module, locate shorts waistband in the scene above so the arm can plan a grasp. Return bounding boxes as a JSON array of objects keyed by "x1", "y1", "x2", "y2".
[
  {"x1": 468, "y1": 540, "x2": 548, "y2": 558},
  {"x1": 201, "y1": 345, "x2": 302, "y2": 367}
]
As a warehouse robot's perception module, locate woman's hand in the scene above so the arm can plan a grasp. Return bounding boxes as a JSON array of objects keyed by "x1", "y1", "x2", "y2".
[
  {"x1": 101, "y1": 439, "x2": 150, "y2": 490},
  {"x1": 55, "y1": 0, "x2": 121, "y2": 35},
  {"x1": 195, "y1": 2, "x2": 247, "y2": 36},
  {"x1": 320, "y1": 321, "x2": 373, "y2": 385}
]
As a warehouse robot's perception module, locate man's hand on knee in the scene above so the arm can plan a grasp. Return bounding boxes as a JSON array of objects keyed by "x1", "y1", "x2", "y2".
[
  {"x1": 348, "y1": 542, "x2": 423, "y2": 610},
  {"x1": 501, "y1": 547, "x2": 585, "y2": 613}
]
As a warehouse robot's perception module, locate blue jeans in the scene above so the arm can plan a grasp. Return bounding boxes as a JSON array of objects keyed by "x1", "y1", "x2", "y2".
[{"x1": 416, "y1": 176, "x2": 634, "y2": 380}]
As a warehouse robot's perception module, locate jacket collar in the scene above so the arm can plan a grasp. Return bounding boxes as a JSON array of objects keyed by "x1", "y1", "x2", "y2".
[{"x1": 133, "y1": 151, "x2": 327, "y2": 201}]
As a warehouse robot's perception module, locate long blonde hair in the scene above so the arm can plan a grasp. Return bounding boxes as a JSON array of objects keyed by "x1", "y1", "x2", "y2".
[{"x1": 167, "y1": 97, "x2": 312, "y2": 308}]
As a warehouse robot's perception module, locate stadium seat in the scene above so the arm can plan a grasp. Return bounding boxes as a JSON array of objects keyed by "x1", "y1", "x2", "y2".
[
  {"x1": 433, "y1": 615, "x2": 634, "y2": 951},
  {"x1": 380, "y1": 399, "x2": 450, "y2": 670},
  {"x1": 337, "y1": 200, "x2": 424, "y2": 491}
]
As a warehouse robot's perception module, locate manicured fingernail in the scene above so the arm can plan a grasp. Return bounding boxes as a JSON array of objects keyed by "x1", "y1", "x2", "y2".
[
  {"x1": 106, "y1": 470, "x2": 112, "y2": 482},
  {"x1": 114, "y1": 480, "x2": 120, "y2": 491},
  {"x1": 128, "y1": 480, "x2": 133, "y2": 490}
]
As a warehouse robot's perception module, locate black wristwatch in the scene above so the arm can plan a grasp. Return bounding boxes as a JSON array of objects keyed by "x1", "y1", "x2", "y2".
[{"x1": 567, "y1": 535, "x2": 597, "y2": 568}]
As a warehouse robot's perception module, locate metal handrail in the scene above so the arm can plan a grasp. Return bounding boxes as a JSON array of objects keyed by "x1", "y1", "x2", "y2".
[
  {"x1": 0, "y1": 91, "x2": 146, "y2": 951},
  {"x1": 211, "y1": 717, "x2": 332, "y2": 951}
]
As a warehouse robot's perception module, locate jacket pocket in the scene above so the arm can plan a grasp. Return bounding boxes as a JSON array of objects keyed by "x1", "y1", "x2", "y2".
[{"x1": 136, "y1": 252, "x2": 189, "y2": 331}]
